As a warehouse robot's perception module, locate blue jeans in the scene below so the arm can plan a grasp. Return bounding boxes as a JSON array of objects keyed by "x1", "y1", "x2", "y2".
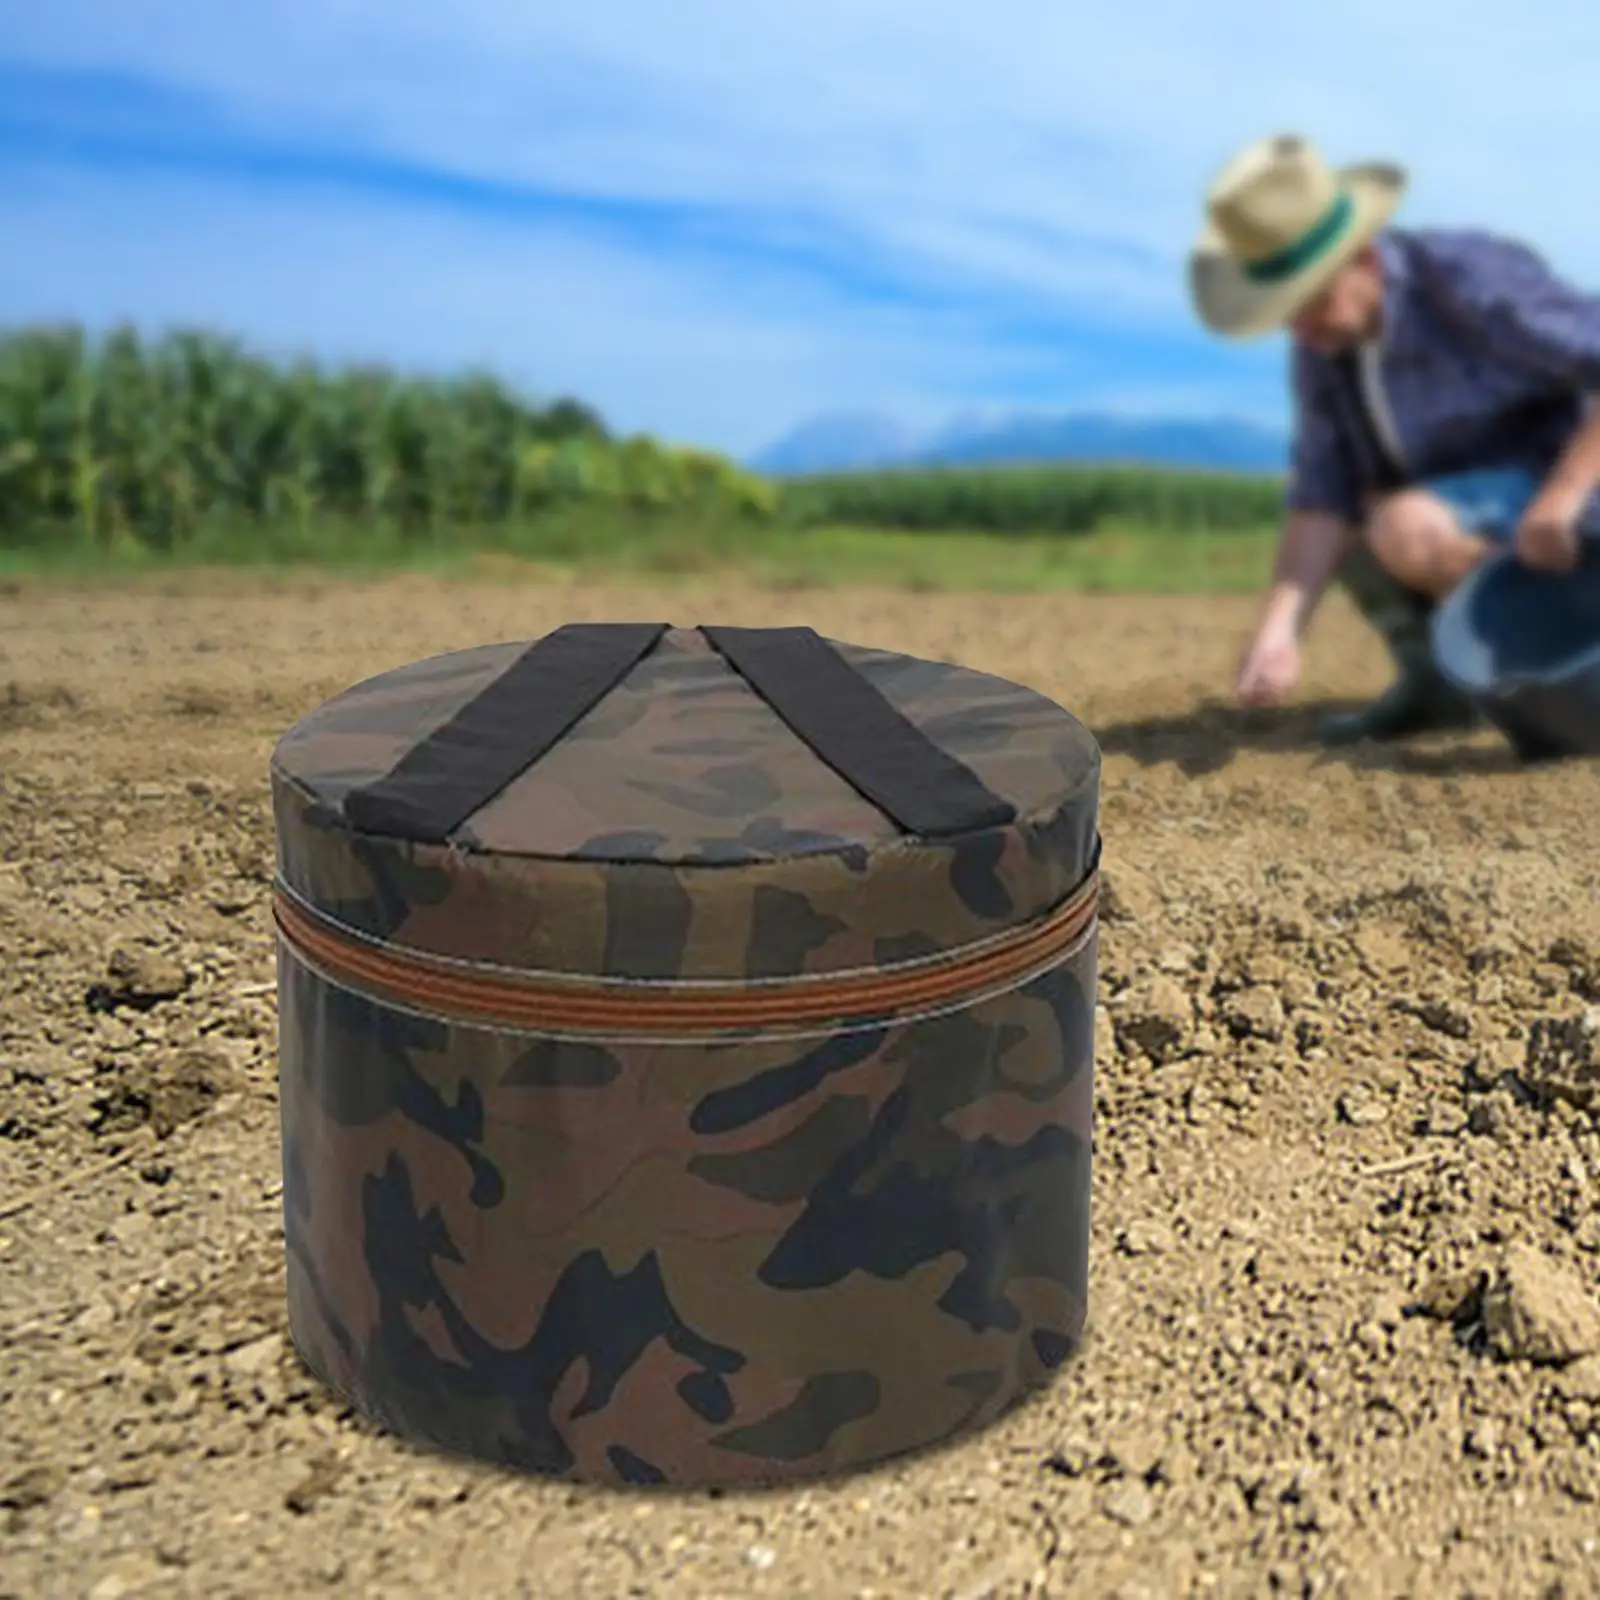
[{"x1": 1420, "y1": 467, "x2": 1541, "y2": 545}]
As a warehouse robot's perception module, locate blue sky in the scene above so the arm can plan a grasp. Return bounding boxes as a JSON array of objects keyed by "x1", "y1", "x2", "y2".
[{"x1": 4, "y1": 1, "x2": 1600, "y2": 457}]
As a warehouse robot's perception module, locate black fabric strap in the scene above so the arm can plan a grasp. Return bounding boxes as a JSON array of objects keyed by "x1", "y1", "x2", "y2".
[
  {"x1": 343, "y1": 622, "x2": 669, "y2": 841},
  {"x1": 700, "y1": 625, "x2": 1015, "y2": 836}
]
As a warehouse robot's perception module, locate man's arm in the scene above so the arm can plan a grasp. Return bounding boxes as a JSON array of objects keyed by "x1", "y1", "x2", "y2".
[
  {"x1": 1235, "y1": 354, "x2": 1363, "y2": 703},
  {"x1": 1515, "y1": 393, "x2": 1600, "y2": 570},
  {"x1": 1258, "y1": 510, "x2": 1360, "y2": 640},
  {"x1": 1543, "y1": 394, "x2": 1600, "y2": 503},
  {"x1": 1237, "y1": 507, "x2": 1358, "y2": 705}
]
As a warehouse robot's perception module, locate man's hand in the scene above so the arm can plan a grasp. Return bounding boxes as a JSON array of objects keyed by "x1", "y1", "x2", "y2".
[
  {"x1": 1515, "y1": 483, "x2": 1584, "y2": 573},
  {"x1": 1234, "y1": 511, "x2": 1347, "y2": 708},
  {"x1": 1236, "y1": 621, "x2": 1301, "y2": 707}
]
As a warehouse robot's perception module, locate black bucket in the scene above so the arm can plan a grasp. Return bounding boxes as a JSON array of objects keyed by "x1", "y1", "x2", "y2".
[{"x1": 1430, "y1": 543, "x2": 1600, "y2": 761}]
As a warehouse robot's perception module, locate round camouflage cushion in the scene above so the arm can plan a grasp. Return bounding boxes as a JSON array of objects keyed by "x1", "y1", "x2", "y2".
[{"x1": 271, "y1": 622, "x2": 1101, "y2": 1487}]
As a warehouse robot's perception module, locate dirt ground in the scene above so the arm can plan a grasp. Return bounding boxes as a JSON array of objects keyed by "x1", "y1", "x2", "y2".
[{"x1": 1, "y1": 571, "x2": 1599, "y2": 1600}]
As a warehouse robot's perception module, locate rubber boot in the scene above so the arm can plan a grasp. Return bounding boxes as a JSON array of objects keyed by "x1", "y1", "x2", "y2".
[{"x1": 1316, "y1": 543, "x2": 1480, "y2": 746}]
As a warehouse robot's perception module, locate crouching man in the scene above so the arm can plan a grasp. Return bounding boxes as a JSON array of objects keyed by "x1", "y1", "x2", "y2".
[{"x1": 1190, "y1": 134, "x2": 1600, "y2": 743}]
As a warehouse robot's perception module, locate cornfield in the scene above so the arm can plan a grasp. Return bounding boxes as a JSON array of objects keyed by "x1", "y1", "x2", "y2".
[
  {"x1": 777, "y1": 462, "x2": 1284, "y2": 535},
  {"x1": 0, "y1": 323, "x2": 776, "y2": 552},
  {"x1": 0, "y1": 321, "x2": 1285, "y2": 559}
]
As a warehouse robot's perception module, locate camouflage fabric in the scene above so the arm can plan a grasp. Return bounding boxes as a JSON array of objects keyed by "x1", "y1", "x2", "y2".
[
  {"x1": 271, "y1": 624, "x2": 1101, "y2": 1486},
  {"x1": 271, "y1": 627, "x2": 1099, "y2": 980}
]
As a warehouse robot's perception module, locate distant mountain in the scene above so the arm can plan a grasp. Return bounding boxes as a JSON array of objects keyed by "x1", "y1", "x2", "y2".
[
  {"x1": 748, "y1": 412, "x2": 918, "y2": 475},
  {"x1": 750, "y1": 409, "x2": 1288, "y2": 476}
]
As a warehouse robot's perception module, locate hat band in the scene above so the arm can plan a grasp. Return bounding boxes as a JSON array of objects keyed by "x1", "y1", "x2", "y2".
[{"x1": 1241, "y1": 191, "x2": 1356, "y2": 284}]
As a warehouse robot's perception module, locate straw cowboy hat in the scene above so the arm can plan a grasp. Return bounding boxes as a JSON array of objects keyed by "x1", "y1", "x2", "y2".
[{"x1": 1189, "y1": 134, "x2": 1407, "y2": 337}]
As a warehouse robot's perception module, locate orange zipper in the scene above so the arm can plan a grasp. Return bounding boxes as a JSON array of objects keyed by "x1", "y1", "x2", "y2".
[{"x1": 272, "y1": 871, "x2": 1098, "y2": 1037}]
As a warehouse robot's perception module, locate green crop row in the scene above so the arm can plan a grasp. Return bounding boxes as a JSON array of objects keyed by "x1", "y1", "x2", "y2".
[
  {"x1": 776, "y1": 463, "x2": 1284, "y2": 534},
  {"x1": 0, "y1": 323, "x2": 776, "y2": 551}
]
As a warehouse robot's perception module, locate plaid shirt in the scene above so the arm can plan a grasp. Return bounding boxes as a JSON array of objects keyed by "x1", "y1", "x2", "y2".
[{"x1": 1287, "y1": 227, "x2": 1600, "y2": 536}]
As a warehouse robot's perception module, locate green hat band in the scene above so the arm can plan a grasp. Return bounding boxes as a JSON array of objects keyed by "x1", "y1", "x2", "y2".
[{"x1": 1241, "y1": 191, "x2": 1356, "y2": 284}]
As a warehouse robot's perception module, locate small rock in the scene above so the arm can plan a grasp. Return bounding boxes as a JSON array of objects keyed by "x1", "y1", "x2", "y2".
[
  {"x1": 1353, "y1": 1320, "x2": 1388, "y2": 1355},
  {"x1": 285, "y1": 1455, "x2": 346, "y2": 1514},
  {"x1": 1418, "y1": 1100, "x2": 1468, "y2": 1137},
  {"x1": 74, "y1": 1300, "x2": 117, "y2": 1334},
  {"x1": 1553, "y1": 1356, "x2": 1600, "y2": 1401},
  {"x1": 1412, "y1": 1268, "x2": 1487, "y2": 1322},
  {"x1": 1100, "y1": 867, "x2": 1162, "y2": 925},
  {"x1": 223, "y1": 1333, "x2": 284, "y2": 1380},
  {"x1": 1281, "y1": 971, "x2": 1320, "y2": 1010},
  {"x1": 1156, "y1": 1438, "x2": 1197, "y2": 1488},
  {"x1": 1155, "y1": 943, "x2": 1195, "y2": 975},
  {"x1": 1223, "y1": 986, "x2": 1285, "y2": 1042},
  {"x1": 1549, "y1": 934, "x2": 1596, "y2": 971},
  {"x1": 1043, "y1": 1430, "x2": 1096, "y2": 1477},
  {"x1": 1103, "y1": 1481, "x2": 1156, "y2": 1527},
  {"x1": 1371, "y1": 1292, "x2": 1409, "y2": 1330},
  {"x1": 1416, "y1": 999, "x2": 1473, "y2": 1040},
  {"x1": 1116, "y1": 1220, "x2": 1171, "y2": 1257},
  {"x1": 87, "y1": 1562, "x2": 162, "y2": 1600},
  {"x1": 154, "y1": 1540, "x2": 189, "y2": 1569},
  {"x1": 1338, "y1": 1084, "x2": 1390, "y2": 1127},
  {"x1": 1294, "y1": 1015, "x2": 1327, "y2": 1053},
  {"x1": 152, "y1": 1047, "x2": 240, "y2": 1137},
  {"x1": 745, "y1": 1546, "x2": 777, "y2": 1571},
  {"x1": 1524, "y1": 1008, "x2": 1600, "y2": 1111},
  {"x1": 1353, "y1": 926, "x2": 1410, "y2": 974},
  {"x1": 0, "y1": 1463, "x2": 63, "y2": 1510},
  {"x1": 1116, "y1": 976, "x2": 1193, "y2": 1063},
  {"x1": 1471, "y1": 935, "x2": 1519, "y2": 972},
  {"x1": 89, "y1": 945, "x2": 189, "y2": 1011},
  {"x1": 1051, "y1": 1479, "x2": 1095, "y2": 1525},
  {"x1": 1468, "y1": 1100, "x2": 1509, "y2": 1139},
  {"x1": 1482, "y1": 1245, "x2": 1600, "y2": 1364},
  {"x1": 1533, "y1": 964, "x2": 1571, "y2": 997},
  {"x1": 1464, "y1": 1420, "x2": 1499, "y2": 1459},
  {"x1": 1105, "y1": 1427, "x2": 1166, "y2": 1480}
]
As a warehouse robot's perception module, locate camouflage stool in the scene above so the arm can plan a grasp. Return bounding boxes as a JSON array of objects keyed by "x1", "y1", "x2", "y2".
[{"x1": 270, "y1": 623, "x2": 1101, "y2": 1487}]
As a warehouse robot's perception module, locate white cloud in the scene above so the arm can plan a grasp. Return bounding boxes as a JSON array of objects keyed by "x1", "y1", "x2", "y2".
[
  {"x1": 7, "y1": 0, "x2": 1600, "y2": 449},
  {"x1": 15, "y1": 0, "x2": 1600, "y2": 250},
  {"x1": 9, "y1": 165, "x2": 1182, "y2": 452}
]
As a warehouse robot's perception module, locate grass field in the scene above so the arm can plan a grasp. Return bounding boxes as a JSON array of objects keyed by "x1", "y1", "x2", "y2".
[{"x1": 0, "y1": 513, "x2": 1279, "y2": 594}]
